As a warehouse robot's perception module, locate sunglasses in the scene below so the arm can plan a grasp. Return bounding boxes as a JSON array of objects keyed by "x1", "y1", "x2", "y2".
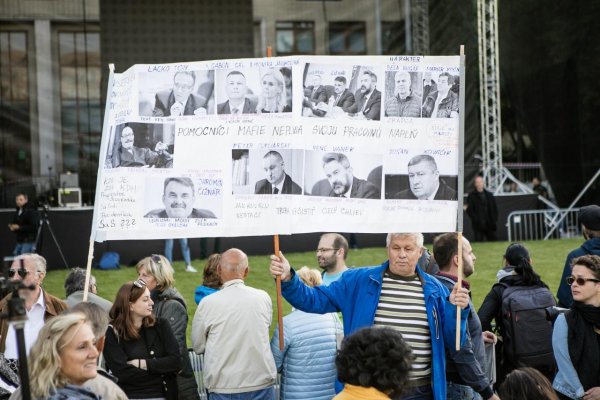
[
  {"x1": 8, "y1": 269, "x2": 30, "y2": 278},
  {"x1": 151, "y1": 254, "x2": 162, "y2": 266},
  {"x1": 133, "y1": 279, "x2": 146, "y2": 288},
  {"x1": 566, "y1": 276, "x2": 600, "y2": 286}
]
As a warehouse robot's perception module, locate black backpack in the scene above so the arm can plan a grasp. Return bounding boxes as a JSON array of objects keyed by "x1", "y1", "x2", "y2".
[{"x1": 499, "y1": 284, "x2": 556, "y2": 370}]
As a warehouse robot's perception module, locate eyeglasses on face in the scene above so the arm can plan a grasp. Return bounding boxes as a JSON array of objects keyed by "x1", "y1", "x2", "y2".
[
  {"x1": 316, "y1": 248, "x2": 339, "y2": 254},
  {"x1": 133, "y1": 279, "x2": 147, "y2": 288},
  {"x1": 8, "y1": 269, "x2": 30, "y2": 278},
  {"x1": 566, "y1": 276, "x2": 600, "y2": 286}
]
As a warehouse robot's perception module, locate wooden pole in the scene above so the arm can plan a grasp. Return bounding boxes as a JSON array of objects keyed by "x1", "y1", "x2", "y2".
[
  {"x1": 274, "y1": 235, "x2": 284, "y2": 350},
  {"x1": 264, "y1": 44, "x2": 284, "y2": 351}
]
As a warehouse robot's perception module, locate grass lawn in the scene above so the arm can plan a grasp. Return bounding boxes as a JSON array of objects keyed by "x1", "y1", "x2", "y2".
[{"x1": 41, "y1": 237, "x2": 582, "y2": 345}]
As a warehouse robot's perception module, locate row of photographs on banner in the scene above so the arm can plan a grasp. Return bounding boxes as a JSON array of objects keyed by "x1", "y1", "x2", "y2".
[
  {"x1": 103, "y1": 148, "x2": 457, "y2": 222},
  {"x1": 134, "y1": 63, "x2": 460, "y2": 121}
]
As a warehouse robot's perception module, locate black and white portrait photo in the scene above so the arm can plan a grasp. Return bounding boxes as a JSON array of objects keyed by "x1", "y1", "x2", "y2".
[
  {"x1": 302, "y1": 64, "x2": 383, "y2": 121},
  {"x1": 232, "y1": 148, "x2": 304, "y2": 195},
  {"x1": 304, "y1": 151, "x2": 381, "y2": 199},
  {"x1": 421, "y1": 71, "x2": 459, "y2": 118},
  {"x1": 104, "y1": 123, "x2": 175, "y2": 169},
  {"x1": 138, "y1": 70, "x2": 215, "y2": 117},
  {"x1": 385, "y1": 154, "x2": 458, "y2": 200},
  {"x1": 144, "y1": 176, "x2": 220, "y2": 219},
  {"x1": 384, "y1": 71, "x2": 423, "y2": 118}
]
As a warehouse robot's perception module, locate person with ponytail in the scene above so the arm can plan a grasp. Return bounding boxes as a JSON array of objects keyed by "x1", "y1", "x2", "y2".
[
  {"x1": 552, "y1": 255, "x2": 600, "y2": 399},
  {"x1": 478, "y1": 243, "x2": 555, "y2": 384}
]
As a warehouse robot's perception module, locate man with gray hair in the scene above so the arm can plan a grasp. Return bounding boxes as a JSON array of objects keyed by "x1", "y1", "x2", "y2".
[
  {"x1": 270, "y1": 233, "x2": 470, "y2": 400},
  {"x1": 392, "y1": 154, "x2": 458, "y2": 201},
  {"x1": 0, "y1": 253, "x2": 67, "y2": 371},
  {"x1": 192, "y1": 248, "x2": 276, "y2": 399},
  {"x1": 64, "y1": 267, "x2": 113, "y2": 312},
  {"x1": 144, "y1": 177, "x2": 217, "y2": 219},
  {"x1": 311, "y1": 152, "x2": 380, "y2": 199}
]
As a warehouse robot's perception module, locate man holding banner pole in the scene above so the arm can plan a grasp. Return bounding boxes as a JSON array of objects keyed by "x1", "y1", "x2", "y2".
[{"x1": 270, "y1": 232, "x2": 470, "y2": 400}]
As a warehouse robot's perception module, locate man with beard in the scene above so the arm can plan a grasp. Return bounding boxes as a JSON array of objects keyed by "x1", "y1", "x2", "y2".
[
  {"x1": 254, "y1": 151, "x2": 301, "y2": 195},
  {"x1": 310, "y1": 153, "x2": 380, "y2": 199},
  {"x1": 385, "y1": 71, "x2": 422, "y2": 118},
  {"x1": 153, "y1": 71, "x2": 208, "y2": 117},
  {"x1": 316, "y1": 233, "x2": 349, "y2": 285},
  {"x1": 433, "y1": 233, "x2": 499, "y2": 400},
  {"x1": 348, "y1": 70, "x2": 381, "y2": 120},
  {"x1": 144, "y1": 177, "x2": 216, "y2": 219}
]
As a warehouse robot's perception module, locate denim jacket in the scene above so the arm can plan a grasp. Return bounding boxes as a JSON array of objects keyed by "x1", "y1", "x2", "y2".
[
  {"x1": 552, "y1": 314, "x2": 585, "y2": 399},
  {"x1": 281, "y1": 261, "x2": 469, "y2": 400}
]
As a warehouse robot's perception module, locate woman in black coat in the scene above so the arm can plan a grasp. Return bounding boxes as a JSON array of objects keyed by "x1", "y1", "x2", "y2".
[{"x1": 104, "y1": 280, "x2": 180, "y2": 400}]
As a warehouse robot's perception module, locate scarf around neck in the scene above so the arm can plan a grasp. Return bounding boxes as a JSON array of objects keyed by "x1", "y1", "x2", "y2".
[{"x1": 566, "y1": 301, "x2": 600, "y2": 390}]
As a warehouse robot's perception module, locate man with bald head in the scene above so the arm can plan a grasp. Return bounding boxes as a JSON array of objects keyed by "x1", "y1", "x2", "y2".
[
  {"x1": 254, "y1": 150, "x2": 302, "y2": 195},
  {"x1": 192, "y1": 248, "x2": 276, "y2": 399},
  {"x1": 385, "y1": 71, "x2": 422, "y2": 117}
]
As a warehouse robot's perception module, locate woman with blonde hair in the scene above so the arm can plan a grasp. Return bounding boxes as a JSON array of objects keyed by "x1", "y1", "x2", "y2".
[
  {"x1": 103, "y1": 280, "x2": 180, "y2": 400},
  {"x1": 257, "y1": 68, "x2": 290, "y2": 113},
  {"x1": 136, "y1": 254, "x2": 200, "y2": 399},
  {"x1": 270, "y1": 267, "x2": 342, "y2": 400},
  {"x1": 25, "y1": 313, "x2": 100, "y2": 399}
]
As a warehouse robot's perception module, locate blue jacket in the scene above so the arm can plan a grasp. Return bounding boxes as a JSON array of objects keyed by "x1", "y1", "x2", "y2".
[
  {"x1": 270, "y1": 310, "x2": 342, "y2": 400},
  {"x1": 435, "y1": 274, "x2": 494, "y2": 399},
  {"x1": 557, "y1": 237, "x2": 600, "y2": 307},
  {"x1": 552, "y1": 314, "x2": 585, "y2": 399},
  {"x1": 281, "y1": 261, "x2": 469, "y2": 400}
]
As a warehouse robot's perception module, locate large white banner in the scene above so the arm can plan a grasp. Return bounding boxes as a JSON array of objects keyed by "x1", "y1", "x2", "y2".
[{"x1": 92, "y1": 55, "x2": 462, "y2": 241}]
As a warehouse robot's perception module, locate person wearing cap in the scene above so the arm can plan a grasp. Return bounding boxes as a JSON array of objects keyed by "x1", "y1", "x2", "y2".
[{"x1": 556, "y1": 205, "x2": 600, "y2": 308}]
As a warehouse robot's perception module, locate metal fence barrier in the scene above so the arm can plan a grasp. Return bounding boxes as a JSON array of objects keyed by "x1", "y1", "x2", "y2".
[{"x1": 506, "y1": 208, "x2": 581, "y2": 242}]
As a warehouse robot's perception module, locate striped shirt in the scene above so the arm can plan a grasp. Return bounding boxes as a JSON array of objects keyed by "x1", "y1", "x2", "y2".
[{"x1": 374, "y1": 271, "x2": 431, "y2": 386}]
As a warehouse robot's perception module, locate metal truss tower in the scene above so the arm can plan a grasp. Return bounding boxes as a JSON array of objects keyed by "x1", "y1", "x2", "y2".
[
  {"x1": 477, "y1": 0, "x2": 504, "y2": 192},
  {"x1": 410, "y1": 0, "x2": 430, "y2": 55}
]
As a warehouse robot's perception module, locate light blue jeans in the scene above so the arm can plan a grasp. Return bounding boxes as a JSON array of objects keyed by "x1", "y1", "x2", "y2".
[
  {"x1": 208, "y1": 387, "x2": 275, "y2": 400},
  {"x1": 164, "y1": 238, "x2": 191, "y2": 265}
]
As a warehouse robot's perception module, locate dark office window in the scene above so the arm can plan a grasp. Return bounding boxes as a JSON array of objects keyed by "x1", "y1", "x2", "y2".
[
  {"x1": 382, "y1": 21, "x2": 406, "y2": 55},
  {"x1": 276, "y1": 21, "x2": 315, "y2": 55},
  {"x1": 329, "y1": 22, "x2": 366, "y2": 55},
  {"x1": 0, "y1": 30, "x2": 32, "y2": 185},
  {"x1": 58, "y1": 29, "x2": 101, "y2": 204}
]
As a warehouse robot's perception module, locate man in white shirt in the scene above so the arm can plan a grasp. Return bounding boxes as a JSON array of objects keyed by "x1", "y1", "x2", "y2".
[
  {"x1": 192, "y1": 248, "x2": 276, "y2": 399},
  {"x1": 0, "y1": 254, "x2": 67, "y2": 372}
]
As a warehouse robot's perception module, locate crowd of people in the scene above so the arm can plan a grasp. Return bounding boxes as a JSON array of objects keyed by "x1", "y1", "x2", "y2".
[{"x1": 0, "y1": 205, "x2": 599, "y2": 399}]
